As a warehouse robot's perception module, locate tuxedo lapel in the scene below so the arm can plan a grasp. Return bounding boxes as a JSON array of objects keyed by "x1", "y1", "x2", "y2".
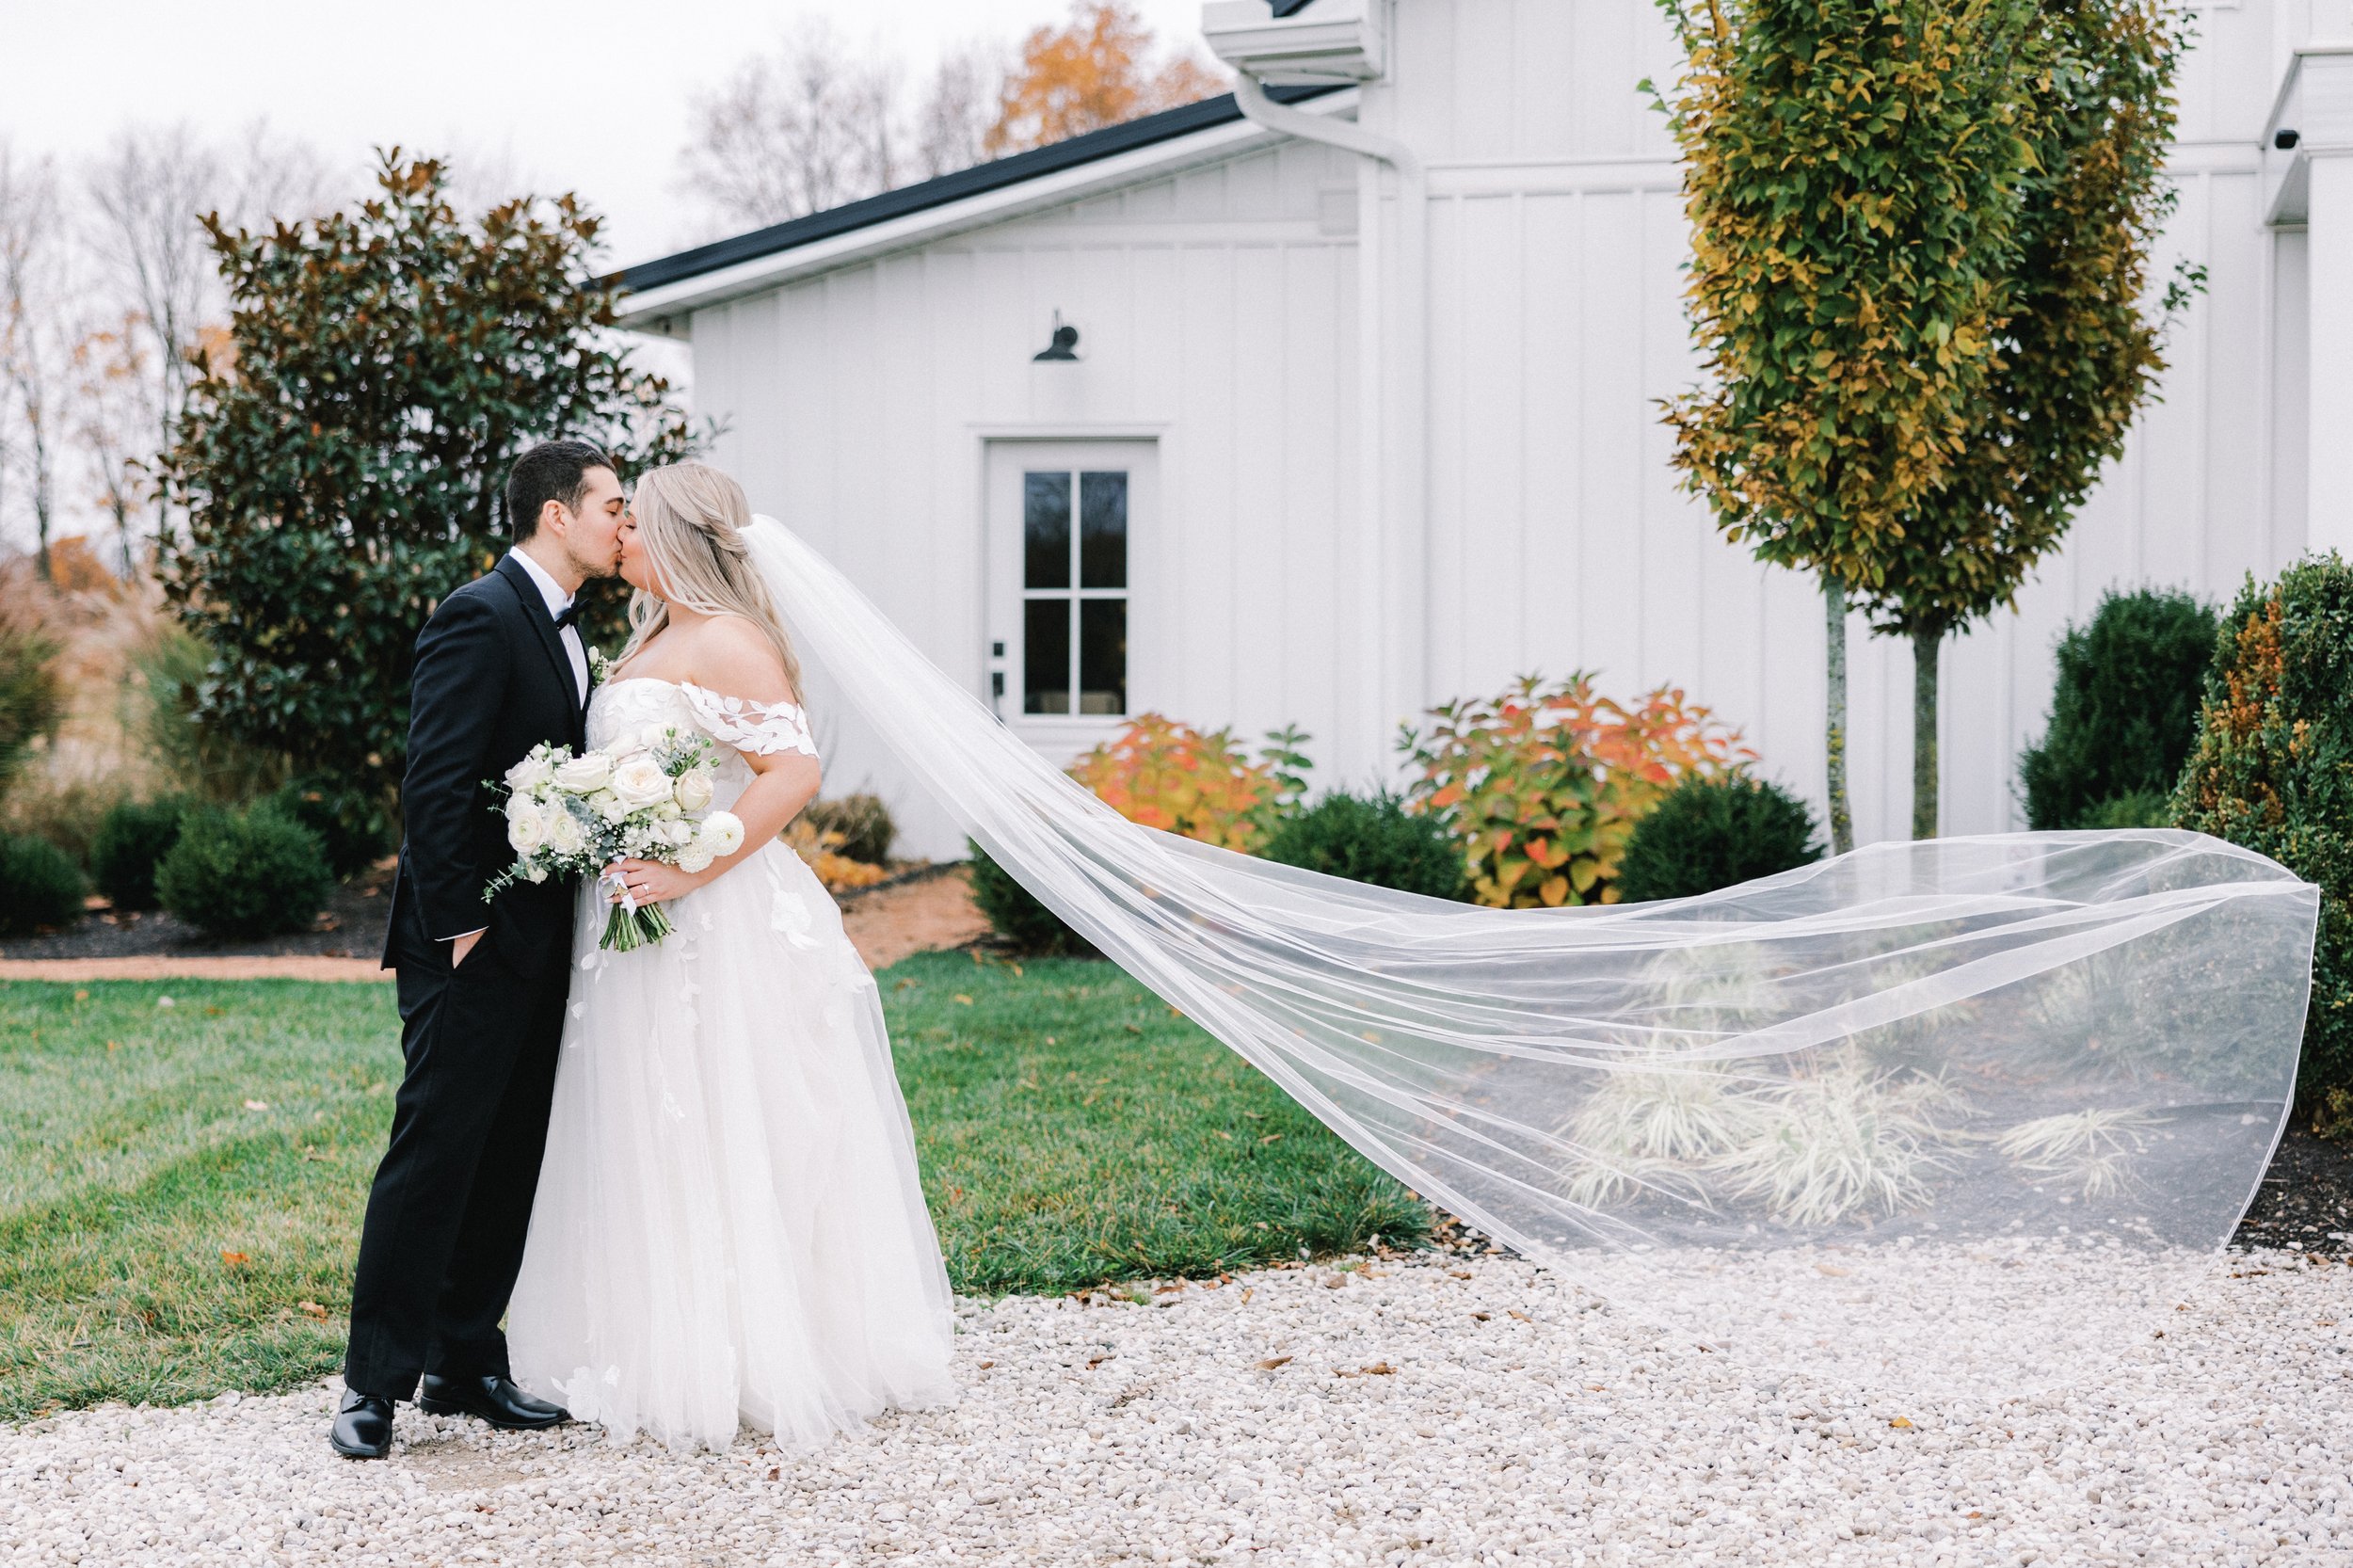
[{"x1": 492, "y1": 554, "x2": 585, "y2": 748}]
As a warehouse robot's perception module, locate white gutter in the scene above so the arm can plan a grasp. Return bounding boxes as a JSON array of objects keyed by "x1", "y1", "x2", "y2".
[{"x1": 1230, "y1": 70, "x2": 1430, "y2": 760}]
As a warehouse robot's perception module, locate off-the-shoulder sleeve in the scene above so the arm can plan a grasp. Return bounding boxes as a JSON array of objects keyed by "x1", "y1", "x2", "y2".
[{"x1": 678, "y1": 680, "x2": 819, "y2": 760}]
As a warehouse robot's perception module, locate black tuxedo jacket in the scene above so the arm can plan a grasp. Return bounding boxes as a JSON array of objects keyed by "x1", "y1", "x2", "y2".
[{"x1": 381, "y1": 553, "x2": 587, "y2": 979}]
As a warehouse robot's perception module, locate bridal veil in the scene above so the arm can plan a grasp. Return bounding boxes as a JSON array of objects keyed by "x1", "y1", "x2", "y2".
[{"x1": 744, "y1": 515, "x2": 2318, "y2": 1398}]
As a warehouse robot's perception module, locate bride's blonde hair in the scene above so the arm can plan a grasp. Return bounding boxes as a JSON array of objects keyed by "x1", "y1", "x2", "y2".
[{"x1": 619, "y1": 461, "x2": 805, "y2": 699}]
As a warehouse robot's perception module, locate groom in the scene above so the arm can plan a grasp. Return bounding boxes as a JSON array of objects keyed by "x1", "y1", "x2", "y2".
[{"x1": 332, "y1": 440, "x2": 625, "y2": 1460}]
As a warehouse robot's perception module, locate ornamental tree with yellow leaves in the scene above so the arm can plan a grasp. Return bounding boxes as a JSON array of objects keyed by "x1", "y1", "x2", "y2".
[{"x1": 1653, "y1": 0, "x2": 2046, "y2": 849}]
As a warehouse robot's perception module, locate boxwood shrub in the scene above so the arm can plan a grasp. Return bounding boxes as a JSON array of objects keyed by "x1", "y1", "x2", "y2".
[
  {"x1": 0, "y1": 832, "x2": 85, "y2": 936},
  {"x1": 2019, "y1": 587, "x2": 2216, "y2": 830},
  {"x1": 968, "y1": 840, "x2": 1096, "y2": 956},
  {"x1": 1614, "y1": 775, "x2": 1823, "y2": 902},
  {"x1": 1262, "y1": 790, "x2": 1465, "y2": 899},
  {"x1": 90, "y1": 796, "x2": 190, "y2": 910},
  {"x1": 154, "y1": 805, "x2": 332, "y2": 939}
]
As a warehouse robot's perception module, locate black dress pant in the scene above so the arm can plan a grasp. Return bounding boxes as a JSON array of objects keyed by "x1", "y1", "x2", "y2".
[{"x1": 344, "y1": 916, "x2": 569, "y2": 1400}]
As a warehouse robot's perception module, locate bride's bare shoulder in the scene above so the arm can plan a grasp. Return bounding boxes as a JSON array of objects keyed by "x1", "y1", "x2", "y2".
[{"x1": 683, "y1": 616, "x2": 793, "y2": 705}]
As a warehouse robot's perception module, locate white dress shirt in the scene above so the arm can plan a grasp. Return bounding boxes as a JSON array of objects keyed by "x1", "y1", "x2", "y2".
[
  {"x1": 443, "y1": 550, "x2": 589, "y2": 947},
  {"x1": 507, "y1": 547, "x2": 590, "y2": 707}
]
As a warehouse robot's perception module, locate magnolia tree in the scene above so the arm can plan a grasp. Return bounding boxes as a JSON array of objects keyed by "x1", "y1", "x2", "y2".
[
  {"x1": 160, "y1": 152, "x2": 698, "y2": 813},
  {"x1": 1657, "y1": 0, "x2": 2189, "y2": 840}
]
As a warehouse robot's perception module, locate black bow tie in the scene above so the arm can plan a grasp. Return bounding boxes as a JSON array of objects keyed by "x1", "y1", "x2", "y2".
[{"x1": 551, "y1": 601, "x2": 584, "y2": 632}]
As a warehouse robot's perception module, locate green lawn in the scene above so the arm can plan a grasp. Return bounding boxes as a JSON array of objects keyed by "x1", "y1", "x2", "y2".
[{"x1": 0, "y1": 952, "x2": 1424, "y2": 1419}]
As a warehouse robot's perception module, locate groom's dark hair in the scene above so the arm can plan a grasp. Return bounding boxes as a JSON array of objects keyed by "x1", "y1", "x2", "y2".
[{"x1": 506, "y1": 440, "x2": 616, "y2": 542}]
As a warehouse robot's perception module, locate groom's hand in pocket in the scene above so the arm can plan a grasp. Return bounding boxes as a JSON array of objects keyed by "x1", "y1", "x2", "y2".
[{"x1": 450, "y1": 931, "x2": 485, "y2": 968}]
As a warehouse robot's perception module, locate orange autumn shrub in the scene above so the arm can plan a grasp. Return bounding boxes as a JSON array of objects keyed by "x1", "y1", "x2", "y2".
[
  {"x1": 784, "y1": 818, "x2": 888, "y2": 893},
  {"x1": 1401, "y1": 673, "x2": 1754, "y2": 908},
  {"x1": 1069, "y1": 713, "x2": 1309, "y2": 854}
]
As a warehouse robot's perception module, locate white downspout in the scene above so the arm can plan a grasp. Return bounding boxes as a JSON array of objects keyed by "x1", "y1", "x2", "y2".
[{"x1": 1231, "y1": 70, "x2": 1429, "y2": 776}]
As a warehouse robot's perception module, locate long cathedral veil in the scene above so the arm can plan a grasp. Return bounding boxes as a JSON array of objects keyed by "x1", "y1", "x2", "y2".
[{"x1": 743, "y1": 515, "x2": 2318, "y2": 1397}]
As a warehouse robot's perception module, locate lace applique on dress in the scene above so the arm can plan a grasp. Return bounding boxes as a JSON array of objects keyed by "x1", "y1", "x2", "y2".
[{"x1": 678, "y1": 681, "x2": 819, "y2": 760}]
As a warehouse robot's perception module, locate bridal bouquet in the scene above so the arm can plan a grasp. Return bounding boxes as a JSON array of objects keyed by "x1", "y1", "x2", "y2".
[{"x1": 483, "y1": 728, "x2": 746, "y2": 952}]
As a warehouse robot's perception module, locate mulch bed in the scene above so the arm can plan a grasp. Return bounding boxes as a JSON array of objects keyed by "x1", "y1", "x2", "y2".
[
  {"x1": 2232, "y1": 1128, "x2": 2353, "y2": 1251},
  {"x1": 0, "y1": 862, "x2": 400, "y2": 962}
]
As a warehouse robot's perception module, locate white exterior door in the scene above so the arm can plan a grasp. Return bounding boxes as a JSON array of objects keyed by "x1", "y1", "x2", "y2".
[{"x1": 984, "y1": 440, "x2": 1156, "y2": 764}]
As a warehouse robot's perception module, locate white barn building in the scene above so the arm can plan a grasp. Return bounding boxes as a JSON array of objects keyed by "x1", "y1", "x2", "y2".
[{"x1": 616, "y1": 0, "x2": 2352, "y2": 862}]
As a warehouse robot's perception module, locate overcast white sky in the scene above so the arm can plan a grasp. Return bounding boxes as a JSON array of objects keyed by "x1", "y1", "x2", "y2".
[{"x1": 0, "y1": 0, "x2": 1212, "y2": 268}]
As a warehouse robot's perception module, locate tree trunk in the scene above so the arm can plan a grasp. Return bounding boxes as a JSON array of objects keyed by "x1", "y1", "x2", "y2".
[
  {"x1": 1825, "y1": 578, "x2": 1854, "y2": 855},
  {"x1": 1912, "y1": 628, "x2": 1940, "y2": 840}
]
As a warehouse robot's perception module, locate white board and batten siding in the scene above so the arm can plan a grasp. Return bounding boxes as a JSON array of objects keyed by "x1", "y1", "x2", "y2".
[{"x1": 653, "y1": 0, "x2": 2332, "y2": 862}]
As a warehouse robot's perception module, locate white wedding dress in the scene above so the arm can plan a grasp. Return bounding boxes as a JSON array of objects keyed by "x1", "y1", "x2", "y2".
[{"x1": 508, "y1": 676, "x2": 956, "y2": 1450}]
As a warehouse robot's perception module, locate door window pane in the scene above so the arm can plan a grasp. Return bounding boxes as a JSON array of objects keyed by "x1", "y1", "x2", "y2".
[
  {"x1": 1079, "y1": 599, "x2": 1126, "y2": 715},
  {"x1": 1023, "y1": 599, "x2": 1070, "y2": 714},
  {"x1": 1079, "y1": 471, "x2": 1128, "y2": 588},
  {"x1": 1023, "y1": 472, "x2": 1071, "y2": 590}
]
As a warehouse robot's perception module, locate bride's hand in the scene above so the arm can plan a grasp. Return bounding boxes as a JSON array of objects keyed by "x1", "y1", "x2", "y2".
[{"x1": 604, "y1": 857, "x2": 709, "y2": 906}]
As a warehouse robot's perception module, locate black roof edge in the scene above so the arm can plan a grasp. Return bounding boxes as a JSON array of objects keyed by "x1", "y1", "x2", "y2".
[{"x1": 612, "y1": 82, "x2": 1348, "y2": 299}]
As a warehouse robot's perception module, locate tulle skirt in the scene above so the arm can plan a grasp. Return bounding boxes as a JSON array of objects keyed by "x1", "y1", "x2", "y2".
[{"x1": 509, "y1": 842, "x2": 956, "y2": 1449}]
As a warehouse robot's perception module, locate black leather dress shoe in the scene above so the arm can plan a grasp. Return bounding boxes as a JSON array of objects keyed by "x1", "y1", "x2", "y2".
[
  {"x1": 329, "y1": 1389, "x2": 395, "y2": 1459},
  {"x1": 417, "y1": 1373, "x2": 570, "y2": 1431}
]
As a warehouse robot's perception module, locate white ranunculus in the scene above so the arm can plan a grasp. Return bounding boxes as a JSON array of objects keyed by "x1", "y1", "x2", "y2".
[
  {"x1": 610, "y1": 754, "x2": 674, "y2": 811},
  {"x1": 506, "y1": 798, "x2": 548, "y2": 854},
  {"x1": 505, "y1": 751, "x2": 554, "y2": 792},
  {"x1": 591, "y1": 789, "x2": 632, "y2": 824},
  {"x1": 524, "y1": 864, "x2": 550, "y2": 884},
  {"x1": 698, "y1": 810, "x2": 746, "y2": 858},
  {"x1": 673, "y1": 768, "x2": 715, "y2": 813},
  {"x1": 652, "y1": 799, "x2": 683, "y2": 822},
  {"x1": 553, "y1": 751, "x2": 613, "y2": 792},
  {"x1": 544, "y1": 808, "x2": 587, "y2": 857},
  {"x1": 664, "y1": 818, "x2": 696, "y2": 848},
  {"x1": 677, "y1": 840, "x2": 717, "y2": 874}
]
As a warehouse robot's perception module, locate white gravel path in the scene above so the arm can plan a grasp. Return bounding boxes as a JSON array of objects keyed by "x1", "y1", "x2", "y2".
[{"x1": 5, "y1": 1247, "x2": 2349, "y2": 1566}]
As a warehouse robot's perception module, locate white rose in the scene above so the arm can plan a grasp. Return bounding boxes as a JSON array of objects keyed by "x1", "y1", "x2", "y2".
[
  {"x1": 505, "y1": 751, "x2": 554, "y2": 792},
  {"x1": 553, "y1": 751, "x2": 613, "y2": 792},
  {"x1": 673, "y1": 768, "x2": 715, "y2": 813},
  {"x1": 544, "y1": 808, "x2": 587, "y2": 857},
  {"x1": 610, "y1": 754, "x2": 674, "y2": 811},
  {"x1": 505, "y1": 798, "x2": 548, "y2": 854},
  {"x1": 591, "y1": 789, "x2": 632, "y2": 824},
  {"x1": 698, "y1": 810, "x2": 746, "y2": 858},
  {"x1": 677, "y1": 840, "x2": 717, "y2": 874}
]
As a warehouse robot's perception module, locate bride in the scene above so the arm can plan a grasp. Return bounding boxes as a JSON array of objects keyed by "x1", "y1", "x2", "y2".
[{"x1": 507, "y1": 460, "x2": 954, "y2": 1449}]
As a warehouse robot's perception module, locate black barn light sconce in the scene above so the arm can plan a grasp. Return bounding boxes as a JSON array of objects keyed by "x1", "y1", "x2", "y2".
[{"x1": 1033, "y1": 311, "x2": 1080, "y2": 361}]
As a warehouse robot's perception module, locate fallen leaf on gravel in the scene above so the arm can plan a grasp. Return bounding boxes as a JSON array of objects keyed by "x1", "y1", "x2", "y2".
[
  {"x1": 1086, "y1": 1352, "x2": 1115, "y2": 1368},
  {"x1": 1257, "y1": 1355, "x2": 1291, "y2": 1370},
  {"x1": 1471, "y1": 1312, "x2": 1492, "y2": 1321},
  {"x1": 1586, "y1": 1384, "x2": 1606, "y2": 1391},
  {"x1": 768, "y1": 1467, "x2": 781, "y2": 1480},
  {"x1": 1241, "y1": 1288, "x2": 1255, "y2": 1304},
  {"x1": 1449, "y1": 1270, "x2": 1473, "y2": 1280},
  {"x1": 220, "y1": 1251, "x2": 249, "y2": 1266},
  {"x1": 297, "y1": 1301, "x2": 328, "y2": 1320},
  {"x1": 1814, "y1": 1263, "x2": 1851, "y2": 1277},
  {"x1": 1889, "y1": 1416, "x2": 1914, "y2": 1429},
  {"x1": 1337, "y1": 1362, "x2": 1398, "y2": 1378},
  {"x1": 1509, "y1": 1310, "x2": 1533, "y2": 1323},
  {"x1": 977, "y1": 1360, "x2": 994, "y2": 1369}
]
